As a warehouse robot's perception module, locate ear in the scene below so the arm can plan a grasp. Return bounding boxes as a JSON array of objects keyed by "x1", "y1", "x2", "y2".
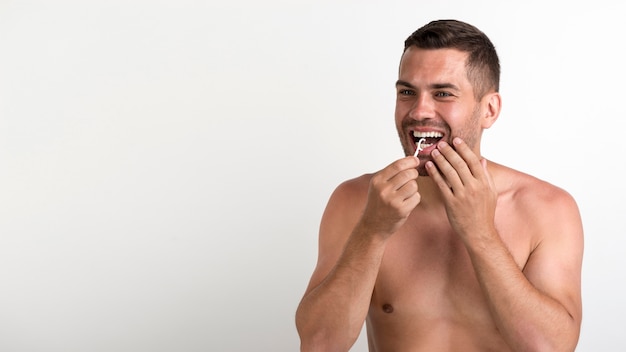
[{"x1": 481, "y1": 92, "x2": 501, "y2": 129}]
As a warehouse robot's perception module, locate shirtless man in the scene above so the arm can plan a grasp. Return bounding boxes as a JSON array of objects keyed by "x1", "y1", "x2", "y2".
[{"x1": 295, "y1": 19, "x2": 583, "y2": 351}]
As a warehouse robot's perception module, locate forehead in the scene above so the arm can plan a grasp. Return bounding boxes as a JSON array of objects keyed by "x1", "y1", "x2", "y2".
[{"x1": 398, "y1": 47, "x2": 470, "y2": 87}]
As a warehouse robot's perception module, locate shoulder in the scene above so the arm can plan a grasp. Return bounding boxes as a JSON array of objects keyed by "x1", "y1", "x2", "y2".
[
  {"x1": 320, "y1": 173, "x2": 373, "y2": 232},
  {"x1": 310, "y1": 174, "x2": 374, "y2": 284},
  {"x1": 321, "y1": 174, "x2": 372, "y2": 230},
  {"x1": 500, "y1": 165, "x2": 578, "y2": 215},
  {"x1": 492, "y1": 162, "x2": 582, "y2": 235},
  {"x1": 494, "y1": 163, "x2": 584, "y2": 328},
  {"x1": 329, "y1": 173, "x2": 373, "y2": 205}
]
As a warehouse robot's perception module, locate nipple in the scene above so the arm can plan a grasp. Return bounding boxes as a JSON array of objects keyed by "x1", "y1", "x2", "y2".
[{"x1": 382, "y1": 303, "x2": 394, "y2": 314}]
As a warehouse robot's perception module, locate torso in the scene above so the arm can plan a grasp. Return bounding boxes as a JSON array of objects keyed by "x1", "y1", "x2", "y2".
[{"x1": 356, "y1": 162, "x2": 543, "y2": 351}]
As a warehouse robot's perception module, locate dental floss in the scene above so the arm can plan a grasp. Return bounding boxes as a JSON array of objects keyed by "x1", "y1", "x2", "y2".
[{"x1": 414, "y1": 138, "x2": 426, "y2": 157}]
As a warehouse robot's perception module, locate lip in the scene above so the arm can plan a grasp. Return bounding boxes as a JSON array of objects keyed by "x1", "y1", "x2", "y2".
[
  {"x1": 410, "y1": 128, "x2": 445, "y2": 155},
  {"x1": 414, "y1": 143, "x2": 436, "y2": 155}
]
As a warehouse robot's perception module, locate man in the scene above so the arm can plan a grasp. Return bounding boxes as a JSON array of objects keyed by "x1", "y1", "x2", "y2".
[{"x1": 295, "y1": 19, "x2": 583, "y2": 351}]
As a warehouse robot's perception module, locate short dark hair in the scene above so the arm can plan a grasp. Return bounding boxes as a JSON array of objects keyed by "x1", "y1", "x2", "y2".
[{"x1": 404, "y1": 19, "x2": 500, "y2": 99}]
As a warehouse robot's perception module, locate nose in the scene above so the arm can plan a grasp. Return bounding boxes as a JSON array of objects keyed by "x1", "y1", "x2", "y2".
[{"x1": 408, "y1": 93, "x2": 435, "y2": 121}]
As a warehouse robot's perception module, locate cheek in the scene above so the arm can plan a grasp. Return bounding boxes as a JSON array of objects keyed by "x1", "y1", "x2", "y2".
[
  {"x1": 443, "y1": 107, "x2": 477, "y2": 133},
  {"x1": 394, "y1": 106, "x2": 406, "y2": 129},
  {"x1": 394, "y1": 101, "x2": 407, "y2": 118},
  {"x1": 457, "y1": 110, "x2": 482, "y2": 147}
]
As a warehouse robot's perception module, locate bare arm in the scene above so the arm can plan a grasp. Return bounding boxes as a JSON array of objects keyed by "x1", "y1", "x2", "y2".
[
  {"x1": 296, "y1": 156, "x2": 420, "y2": 352},
  {"x1": 465, "y1": 201, "x2": 583, "y2": 351},
  {"x1": 427, "y1": 138, "x2": 583, "y2": 351}
]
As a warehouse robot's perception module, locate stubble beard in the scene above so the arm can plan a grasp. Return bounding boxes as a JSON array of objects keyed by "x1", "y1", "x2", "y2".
[{"x1": 397, "y1": 107, "x2": 482, "y2": 176}]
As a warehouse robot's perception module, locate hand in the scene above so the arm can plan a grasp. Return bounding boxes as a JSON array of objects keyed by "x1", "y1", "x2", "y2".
[
  {"x1": 360, "y1": 156, "x2": 421, "y2": 238},
  {"x1": 425, "y1": 137, "x2": 497, "y2": 240}
]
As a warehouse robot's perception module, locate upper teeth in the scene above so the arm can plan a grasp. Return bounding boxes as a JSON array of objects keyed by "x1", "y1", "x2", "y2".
[{"x1": 413, "y1": 131, "x2": 443, "y2": 138}]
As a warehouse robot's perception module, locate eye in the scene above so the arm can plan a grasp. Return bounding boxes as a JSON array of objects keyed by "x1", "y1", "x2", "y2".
[
  {"x1": 435, "y1": 91, "x2": 452, "y2": 97},
  {"x1": 398, "y1": 89, "x2": 415, "y2": 96}
]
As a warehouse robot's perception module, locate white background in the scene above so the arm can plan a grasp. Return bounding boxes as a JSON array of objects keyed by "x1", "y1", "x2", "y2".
[{"x1": 1, "y1": 1, "x2": 624, "y2": 351}]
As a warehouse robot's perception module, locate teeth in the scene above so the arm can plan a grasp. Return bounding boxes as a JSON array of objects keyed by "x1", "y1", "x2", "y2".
[{"x1": 413, "y1": 131, "x2": 443, "y2": 138}]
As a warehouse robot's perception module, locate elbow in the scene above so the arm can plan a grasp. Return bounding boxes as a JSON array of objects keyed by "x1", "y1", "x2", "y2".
[
  {"x1": 298, "y1": 336, "x2": 354, "y2": 352},
  {"x1": 296, "y1": 323, "x2": 352, "y2": 352},
  {"x1": 518, "y1": 322, "x2": 580, "y2": 352},
  {"x1": 295, "y1": 311, "x2": 356, "y2": 352},
  {"x1": 523, "y1": 339, "x2": 579, "y2": 352},
  {"x1": 297, "y1": 332, "x2": 344, "y2": 352},
  {"x1": 295, "y1": 310, "x2": 327, "y2": 352}
]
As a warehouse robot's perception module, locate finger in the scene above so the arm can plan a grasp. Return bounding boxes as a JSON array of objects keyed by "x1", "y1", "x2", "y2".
[
  {"x1": 436, "y1": 140, "x2": 473, "y2": 184},
  {"x1": 396, "y1": 178, "x2": 419, "y2": 201},
  {"x1": 389, "y1": 167, "x2": 419, "y2": 192},
  {"x1": 430, "y1": 145, "x2": 464, "y2": 191},
  {"x1": 380, "y1": 156, "x2": 420, "y2": 182},
  {"x1": 371, "y1": 158, "x2": 419, "y2": 203},
  {"x1": 403, "y1": 188, "x2": 421, "y2": 208},
  {"x1": 425, "y1": 159, "x2": 454, "y2": 197},
  {"x1": 451, "y1": 137, "x2": 484, "y2": 179}
]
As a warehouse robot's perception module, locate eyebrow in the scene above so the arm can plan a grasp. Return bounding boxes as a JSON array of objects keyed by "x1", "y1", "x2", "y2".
[{"x1": 395, "y1": 79, "x2": 460, "y2": 91}]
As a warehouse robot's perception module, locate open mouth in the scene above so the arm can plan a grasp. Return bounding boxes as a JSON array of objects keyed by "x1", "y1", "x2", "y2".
[{"x1": 413, "y1": 131, "x2": 444, "y2": 150}]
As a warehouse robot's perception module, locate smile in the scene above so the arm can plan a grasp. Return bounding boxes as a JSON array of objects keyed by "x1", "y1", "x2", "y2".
[{"x1": 413, "y1": 131, "x2": 443, "y2": 148}]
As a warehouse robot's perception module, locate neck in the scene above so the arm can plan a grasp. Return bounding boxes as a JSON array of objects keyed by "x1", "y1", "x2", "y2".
[{"x1": 416, "y1": 176, "x2": 446, "y2": 207}]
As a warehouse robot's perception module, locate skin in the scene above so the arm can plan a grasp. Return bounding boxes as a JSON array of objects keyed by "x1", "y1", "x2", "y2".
[{"x1": 295, "y1": 47, "x2": 583, "y2": 352}]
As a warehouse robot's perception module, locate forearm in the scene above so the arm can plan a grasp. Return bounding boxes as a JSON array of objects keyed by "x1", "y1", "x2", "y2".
[
  {"x1": 296, "y1": 226, "x2": 387, "y2": 352},
  {"x1": 467, "y1": 234, "x2": 579, "y2": 351}
]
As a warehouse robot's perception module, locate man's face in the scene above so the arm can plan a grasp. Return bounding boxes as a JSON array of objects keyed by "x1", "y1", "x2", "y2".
[{"x1": 395, "y1": 47, "x2": 484, "y2": 176}]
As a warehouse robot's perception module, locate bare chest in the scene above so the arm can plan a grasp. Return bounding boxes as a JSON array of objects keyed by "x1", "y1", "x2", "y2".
[{"x1": 368, "y1": 208, "x2": 532, "y2": 341}]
